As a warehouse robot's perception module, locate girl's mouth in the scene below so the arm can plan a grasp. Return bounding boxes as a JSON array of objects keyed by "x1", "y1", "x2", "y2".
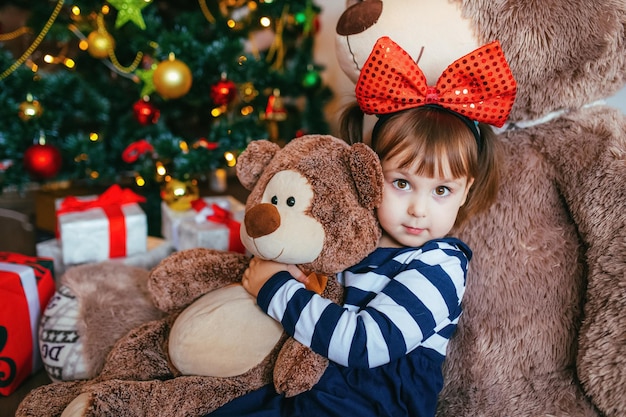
[{"x1": 404, "y1": 225, "x2": 425, "y2": 235}]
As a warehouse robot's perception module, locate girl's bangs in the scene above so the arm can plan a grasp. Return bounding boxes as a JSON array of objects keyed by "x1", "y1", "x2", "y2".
[{"x1": 386, "y1": 125, "x2": 476, "y2": 179}]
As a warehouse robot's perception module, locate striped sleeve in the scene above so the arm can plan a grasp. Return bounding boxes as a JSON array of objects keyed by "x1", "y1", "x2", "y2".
[{"x1": 256, "y1": 242, "x2": 468, "y2": 368}]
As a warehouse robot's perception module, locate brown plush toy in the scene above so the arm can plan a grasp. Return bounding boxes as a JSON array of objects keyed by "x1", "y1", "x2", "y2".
[
  {"x1": 335, "y1": 1, "x2": 626, "y2": 416},
  {"x1": 17, "y1": 134, "x2": 383, "y2": 417}
]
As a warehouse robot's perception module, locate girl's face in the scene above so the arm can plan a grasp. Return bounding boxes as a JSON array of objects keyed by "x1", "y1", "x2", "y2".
[{"x1": 377, "y1": 152, "x2": 474, "y2": 248}]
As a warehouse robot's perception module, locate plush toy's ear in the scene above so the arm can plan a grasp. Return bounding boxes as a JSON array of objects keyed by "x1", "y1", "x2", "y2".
[
  {"x1": 236, "y1": 140, "x2": 281, "y2": 190},
  {"x1": 348, "y1": 143, "x2": 383, "y2": 209}
]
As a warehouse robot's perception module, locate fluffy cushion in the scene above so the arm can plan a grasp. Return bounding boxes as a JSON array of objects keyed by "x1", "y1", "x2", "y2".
[{"x1": 39, "y1": 263, "x2": 164, "y2": 381}]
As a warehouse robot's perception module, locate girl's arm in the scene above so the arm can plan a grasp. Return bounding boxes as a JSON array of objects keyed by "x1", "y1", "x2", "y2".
[{"x1": 257, "y1": 241, "x2": 468, "y2": 368}]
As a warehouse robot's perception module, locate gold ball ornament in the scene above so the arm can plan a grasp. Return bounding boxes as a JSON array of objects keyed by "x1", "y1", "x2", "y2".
[
  {"x1": 87, "y1": 30, "x2": 115, "y2": 59},
  {"x1": 161, "y1": 179, "x2": 199, "y2": 211},
  {"x1": 18, "y1": 98, "x2": 43, "y2": 121},
  {"x1": 153, "y1": 55, "x2": 193, "y2": 99}
]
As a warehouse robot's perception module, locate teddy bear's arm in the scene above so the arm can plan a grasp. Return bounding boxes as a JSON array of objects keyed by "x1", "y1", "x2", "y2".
[
  {"x1": 149, "y1": 248, "x2": 250, "y2": 313},
  {"x1": 273, "y1": 274, "x2": 345, "y2": 396},
  {"x1": 273, "y1": 338, "x2": 329, "y2": 397},
  {"x1": 540, "y1": 112, "x2": 626, "y2": 415}
]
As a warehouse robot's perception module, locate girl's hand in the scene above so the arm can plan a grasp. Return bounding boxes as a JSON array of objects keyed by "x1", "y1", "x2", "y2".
[{"x1": 242, "y1": 257, "x2": 306, "y2": 297}]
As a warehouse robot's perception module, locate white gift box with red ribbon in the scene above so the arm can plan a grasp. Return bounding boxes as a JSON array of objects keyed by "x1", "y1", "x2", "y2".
[
  {"x1": 56, "y1": 185, "x2": 148, "y2": 265},
  {"x1": 37, "y1": 236, "x2": 174, "y2": 277},
  {"x1": 161, "y1": 196, "x2": 245, "y2": 253}
]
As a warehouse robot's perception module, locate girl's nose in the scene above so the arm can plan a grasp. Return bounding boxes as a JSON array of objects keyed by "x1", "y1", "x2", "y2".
[{"x1": 408, "y1": 198, "x2": 427, "y2": 217}]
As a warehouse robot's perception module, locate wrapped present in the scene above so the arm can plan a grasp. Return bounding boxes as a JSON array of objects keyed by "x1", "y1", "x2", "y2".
[
  {"x1": 56, "y1": 185, "x2": 148, "y2": 265},
  {"x1": 35, "y1": 184, "x2": 108, "y2": 233},
  {"x1": 37, "y1": 236, "x2": 175, "y2": 277},
  {"x1": 161, "y1": 196, "x2": 245, "y2": 252},
  {"x1": 0, "y1": 252, "x2": 55, "y2": 396}
]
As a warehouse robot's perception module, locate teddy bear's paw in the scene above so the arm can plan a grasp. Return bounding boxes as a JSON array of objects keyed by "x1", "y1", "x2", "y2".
[
  {"x1": 15, "y1": 380, "x2": 86, "y2": 417},
  {"x1": 81, "y1": 377, "x2": 253, "y2": 417},
  {"x1": 97, "y1": 318, "x2": 172, "y2": 381},
  {"x1": 273, "y1": 338, "x2": 328, "y2": 397},
  {"x1": 60, "y1": 393, "x2": 91, "y2": 417}
]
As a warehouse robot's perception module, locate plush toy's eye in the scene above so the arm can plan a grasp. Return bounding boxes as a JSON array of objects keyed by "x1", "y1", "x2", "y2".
[
  {"x1": 286, "y1": 196, "x2": 295, "y2": 207},
  {"x1": 271, "y1": 196, "x2": 278, "y2": 205}
]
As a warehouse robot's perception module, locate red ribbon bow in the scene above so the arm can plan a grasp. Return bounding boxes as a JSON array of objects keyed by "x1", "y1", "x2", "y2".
[
  {"x1": 122, "y1": 139, "x2": 154, "y2": 163},
  {"x1": 57, "y1": 185, "x2": 146, "y2": 214},
  {"x1": 191, "y1": 200, "x2": 245, "y2": 254},
  {"x1": 0, "y1": 252, "x2": 55, "y2": 281},
  {"x1": 356, "y1": 36, "x2": 517, "y2": 127},
  {"x1": 57, "y1": 185, "x2": 146, "y2": 258}
]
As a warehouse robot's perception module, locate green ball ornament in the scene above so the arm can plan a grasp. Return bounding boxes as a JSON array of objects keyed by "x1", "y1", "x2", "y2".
[
  {"x1": 302, "y1": 69, "x2": 321, "y2": 90},
  {"x1": 294, "y1": 12, "x2": 307, "y2": 25}
]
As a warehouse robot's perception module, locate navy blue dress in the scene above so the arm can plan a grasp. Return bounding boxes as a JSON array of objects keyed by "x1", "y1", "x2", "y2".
[
  {"x1": 207, "y1": 239, "x2": 470, "y2": 417},
  {"x1": 208, "y1": 347, "x2": 444, "y2": 417}
]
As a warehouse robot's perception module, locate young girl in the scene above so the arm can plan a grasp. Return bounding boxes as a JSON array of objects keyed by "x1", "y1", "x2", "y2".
[{"x1": 209, "y1": 37, "x2": 516, "y2": 417}]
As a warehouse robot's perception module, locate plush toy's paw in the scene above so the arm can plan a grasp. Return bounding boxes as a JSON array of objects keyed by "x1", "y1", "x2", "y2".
[
  {"x1": 97, "y1": 318, "x2": 173, "y2": 381},
  {"x1": 16, "y1": 380, "x2": 86, "y2": 417},
  {"x1": 273, "y1": 338, "x2": 329, "y2": 397},
  {"x1": 60, "y1": 393, "x2": 90, "y2": 417},
  {"x1": 76, "y1": 376, "x2": 268, "y2": 417}
]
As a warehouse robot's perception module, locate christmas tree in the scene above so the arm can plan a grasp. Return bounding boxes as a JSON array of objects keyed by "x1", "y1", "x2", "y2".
[{"x1": 0, "y1": 0, "x2": 331, "y2": 216}]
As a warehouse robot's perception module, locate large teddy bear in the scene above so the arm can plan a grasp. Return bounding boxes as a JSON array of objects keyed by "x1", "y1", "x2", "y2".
[
  {"x1": 17, "y1": 134, "x2": 383, "y2": 417},
  {"x1": 335, "y1": 1, "x2": 626, "y2": 416}
]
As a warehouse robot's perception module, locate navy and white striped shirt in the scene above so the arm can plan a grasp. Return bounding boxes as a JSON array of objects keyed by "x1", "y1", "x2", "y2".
[{"x1": 257, "y1": 237, "x2": 471, "y2": 369}]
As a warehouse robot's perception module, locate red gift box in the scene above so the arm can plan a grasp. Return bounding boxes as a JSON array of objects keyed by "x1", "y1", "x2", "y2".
[{"x1": 0, "y1": 252, "x2": 55, "y2": 396}]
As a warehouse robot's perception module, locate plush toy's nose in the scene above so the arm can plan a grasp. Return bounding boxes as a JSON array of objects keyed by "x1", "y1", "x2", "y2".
[
  {"x1": 244, "y1": 203, "x2": 281, "y2": 238},
  {"x1": 336, "y1": 0, "x2": 383, "y2": 36}
]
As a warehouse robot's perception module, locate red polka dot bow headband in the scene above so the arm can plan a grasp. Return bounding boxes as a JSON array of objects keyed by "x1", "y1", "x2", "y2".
[{"x1": 356, "y1": 36, "x2": 517, "y2": 128}]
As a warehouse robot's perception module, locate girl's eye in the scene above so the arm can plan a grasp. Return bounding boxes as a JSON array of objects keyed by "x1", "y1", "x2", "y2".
[
  {"x1": 271, "y1": 196, "x2": 278, "y2": 205},
  {"x1": 393, "y1": 179, "x2": 410, "y2": 190},
  {"x1": 434, "y1": 186, "x2": 450, "y2": 196}
]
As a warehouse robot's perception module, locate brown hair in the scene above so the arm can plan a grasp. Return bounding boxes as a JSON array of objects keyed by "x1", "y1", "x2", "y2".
[{"x1": 340, "y1": 104, "x2": 502, "y2": 227}]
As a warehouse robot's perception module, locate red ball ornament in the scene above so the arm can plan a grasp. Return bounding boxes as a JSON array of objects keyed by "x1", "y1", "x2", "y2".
[
  {"x1": 210, "y1": 79, "x2": 237, "y2": 106},
  {"x1": 24, "y1": 143, "x2": 62, "y2": 179},
  {"x1": 133, "y1": 98, "x2": 160, "y2": 125}
]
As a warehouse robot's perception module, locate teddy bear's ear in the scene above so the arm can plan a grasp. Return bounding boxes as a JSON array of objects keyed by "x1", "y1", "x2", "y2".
[
  {"x1": 347, "y1": 143, "x2": 383, "y2": 209},
  {"x1": 236, "y1": 140, "x2": 281, "y2": 190}
]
